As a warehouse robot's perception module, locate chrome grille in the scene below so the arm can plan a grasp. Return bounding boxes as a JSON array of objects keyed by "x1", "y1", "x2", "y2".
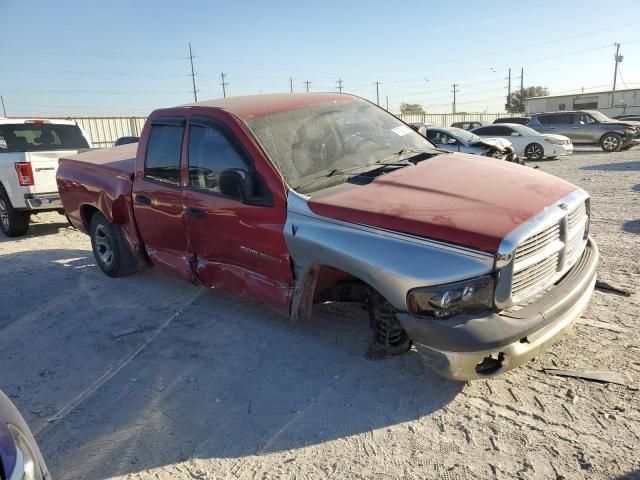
[
  {"x1": 514, "y1": 223, "x2": 560, "y2": 263},
  {"x1": 568, "y1": 202, "x2": 587, "y2": 230},
  {"x1": 512, "y1": 253, "x2": 559, "y2": 297},
  {"x1": 508, "y1": 199, "x2": 589, "y2": 304}
]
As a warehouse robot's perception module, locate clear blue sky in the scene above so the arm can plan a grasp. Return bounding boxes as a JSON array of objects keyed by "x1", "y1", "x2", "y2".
[{"x1": 2, "y1": 0, "x2": 640, "y2": 116}]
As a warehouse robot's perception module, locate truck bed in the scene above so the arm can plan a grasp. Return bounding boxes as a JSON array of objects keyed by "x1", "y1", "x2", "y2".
[
  {"x1": 59, "y1": 143, "x2": 137, "y2": 179},
  {"x1": 57, "y1": 143, "x2": 140, "y2": 253}
]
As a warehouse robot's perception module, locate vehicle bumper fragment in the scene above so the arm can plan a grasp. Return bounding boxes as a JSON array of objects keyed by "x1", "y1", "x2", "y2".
[
  {"x1": 397, "y1": 238, "x2": 599, "y2": 381},
  {"x1": 23, "y1": 192, "x2": 62, "y2": 210}
]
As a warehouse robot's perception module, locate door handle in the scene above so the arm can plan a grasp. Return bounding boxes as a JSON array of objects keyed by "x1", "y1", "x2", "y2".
[
  {"x1": 134, "y1": 194, "x2": 152, "y2": 205},
  {"x1": 572, "y1": 127, "x2": 579, "y2": 129},
  {"x1": 185, "y1": 207, "x2": 208, "y2": 218},
  {"x1": 549, "y1": 127, "x2": 556, "y2": 130}
]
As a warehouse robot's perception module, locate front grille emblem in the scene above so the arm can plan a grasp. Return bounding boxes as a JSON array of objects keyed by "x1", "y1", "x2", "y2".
[{"x1": 558, "y1": 203, "x2": 568, "y2": 211}]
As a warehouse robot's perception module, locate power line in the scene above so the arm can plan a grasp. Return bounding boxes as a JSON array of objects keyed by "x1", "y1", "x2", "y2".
[
  {"x1": 220, "y1": 72, "x2": 228, "y2": 98},
  {"x1": 188, "y1": 42, "x2": 198, "y2": 102}
]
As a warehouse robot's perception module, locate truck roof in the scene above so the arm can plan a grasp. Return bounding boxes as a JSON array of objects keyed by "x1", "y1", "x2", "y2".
[
  {"x1": 183, "y1": 92, "x2": 354, "y2": 120},
  {"x1": 0, "y1": 118, "x2": 78, "y2": 126}
]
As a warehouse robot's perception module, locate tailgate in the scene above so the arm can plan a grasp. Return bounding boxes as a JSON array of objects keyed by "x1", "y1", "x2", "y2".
[{"x1": 28, "y1": 150, "x2": 78, "y2": 195}]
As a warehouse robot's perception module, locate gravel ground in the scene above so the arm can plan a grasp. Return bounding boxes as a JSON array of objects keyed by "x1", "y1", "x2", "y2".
[{"x1": 0, "y1": 147, "x2": 638, "y2": 480}]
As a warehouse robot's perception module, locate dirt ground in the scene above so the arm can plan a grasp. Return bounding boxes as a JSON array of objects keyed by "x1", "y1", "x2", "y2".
[{"x1": 0, "y1": 147, "x2": 638, "y2": 480}]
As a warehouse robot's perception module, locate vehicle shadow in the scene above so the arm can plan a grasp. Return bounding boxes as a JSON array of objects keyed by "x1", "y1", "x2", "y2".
[
  {"x1": 581, "y1": 161, "x2": 640, "y2": 172},
  {"x1": 622, "y1": 220, "x2": 640, "y2": 235},
  {"x1": 0, "y1": 214, "x2": 70, "y2": 243},
  {"x1": 0, "y1": 248, "x2": 462, "y2": 480}
]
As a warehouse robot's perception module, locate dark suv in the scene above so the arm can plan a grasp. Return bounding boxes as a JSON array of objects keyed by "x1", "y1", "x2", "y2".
[{"x1": 528, "y1": 110, "x2": 640, "y2": 152}]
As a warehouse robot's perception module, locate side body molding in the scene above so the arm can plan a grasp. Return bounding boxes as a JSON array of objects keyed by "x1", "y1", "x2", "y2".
[{"x1": 284, "y1": 191, "x2": 495, "y2": 321}]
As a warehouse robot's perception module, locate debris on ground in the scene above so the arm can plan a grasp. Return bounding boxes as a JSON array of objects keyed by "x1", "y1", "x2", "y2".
[{"x1": 544, "y1": 368, "x2": 630, "y2": 386}]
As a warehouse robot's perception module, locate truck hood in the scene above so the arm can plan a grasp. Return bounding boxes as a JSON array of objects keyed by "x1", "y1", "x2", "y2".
[{"x1": 306, "y1": 153, "x2": 578, "y2": 253}]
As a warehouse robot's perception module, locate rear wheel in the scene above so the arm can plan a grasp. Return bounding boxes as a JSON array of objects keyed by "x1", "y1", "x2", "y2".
[
  {"x1": 524, "y1": 143, "x2": 544, "y2": 161},
  {"x1": 89, "y1": 213, "x2": 137, "y2": 277},
  {"x1": 600, "y1": 133, "x2": 622, "y2": 152},
  {"x1": 0, "y1": 186, "x2": 30, "y2": 237}
]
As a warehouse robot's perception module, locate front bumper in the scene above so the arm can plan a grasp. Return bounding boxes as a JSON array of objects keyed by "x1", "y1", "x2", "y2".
[
  {"x1": 548, "y1": 144, "x2": 573, "y2": 156},
  {"x1": 397, "y1": 238, "x2": 599, "y2": 381},
  {"x1": 23, "y1": 192, "x2": 62, "y2": 210}
]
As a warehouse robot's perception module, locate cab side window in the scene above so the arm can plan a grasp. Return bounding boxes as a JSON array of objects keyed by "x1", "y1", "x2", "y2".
[
  {"x1": 187, "y1": 124, "x2": 248, "y2": 194},
  {"x1": 145, "y1": 124, "x2": 184, "y2": 185}
]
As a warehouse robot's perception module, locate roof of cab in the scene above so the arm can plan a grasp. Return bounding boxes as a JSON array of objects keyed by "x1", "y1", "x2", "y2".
[
  {"x1": 0, "y1": 118, "x2": 78, "y2": 125},
  {"x1": 182, "y1": 92, "x2": 356, "y2": 120}
]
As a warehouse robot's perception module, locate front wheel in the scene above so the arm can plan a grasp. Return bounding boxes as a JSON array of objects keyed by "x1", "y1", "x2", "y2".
[
  {"x1": 600, "y1": 133, "x2": 623, "y2": 152},
  {"x1": 524, "y1": 143, "x2": 544, "y2": 161},
  {"x1": 0, "y1": 186, "x2": 30, "y2": 237},
  {"x1": 90, "y1": 213, "x2": 138, "y2": 277}
]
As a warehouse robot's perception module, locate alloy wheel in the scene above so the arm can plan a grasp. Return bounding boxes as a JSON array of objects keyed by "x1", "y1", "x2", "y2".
[
  {"x1": 0, "y1": 198, "x2": 9, "y2": 230},
  {"x1": 602, "y1": 135, "x2": 620, "y2": 151},
  {"x1": 94, "y1": 224, "x2": 114, "y2": 267}
]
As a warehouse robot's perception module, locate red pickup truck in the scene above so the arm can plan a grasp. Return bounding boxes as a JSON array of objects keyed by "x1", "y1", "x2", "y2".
[{"x1": 57, "y1": 93, "x2": 598, "y2": 381}]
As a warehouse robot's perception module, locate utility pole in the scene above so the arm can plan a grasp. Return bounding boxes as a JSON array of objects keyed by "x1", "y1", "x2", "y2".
[
  {"x1": 289, "y1": 77, "x2": 293, "y2": 93},
  {"x1": 375, "y1": 81, "x2": 381, "y2": 106},
  {"x1": 519, "y1": 67, "x2": 524, "y2": 113},
  {"x1": 451, "y1": 83, "x2": 459, "y2": 114},
  {"x1": 220, "y1": 72, "x2": 228, "y2": 98},
  {"x1": 336, "y1": 78, "x2": 344, "y2": 93},
  {"x1": 0, "y1": 95, "x2": 6, "y2": 117},
  {"x1": 188, "y1": 42, "x2": 198, "y2": 102},
  {"x1": 611, "y1": 42, "x2": 622, "y2": 108},
  {"x1": 386, "y1": 95, "x2": 389, "y2": 111},
  {"x1": 506, "y1": 68, "x2": 512, "y2": 110},
  {"x1": 303, "y1": 80, "x2": 311, "y2": 92}
]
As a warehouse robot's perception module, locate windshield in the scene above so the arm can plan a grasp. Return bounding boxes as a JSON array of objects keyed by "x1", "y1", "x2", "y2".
[
  {"x1": 448, "y1": 127, "x2": 483, "y2": 143},
  {"x1": 0, "y1": 123, "x2": 90, "y2": 152},
  {"x1": 512, "y1": 124, "x2": 543, "y2": 136},
  {"x1": 245, "y1": 99, "x2": 437, "y2": 193},
  {"x1": 588, "y1": 111, "x2": 612, "y2": 122}
]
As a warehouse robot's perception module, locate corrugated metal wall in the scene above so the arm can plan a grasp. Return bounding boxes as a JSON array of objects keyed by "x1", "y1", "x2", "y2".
[
  {"x1": 397, "y1": 113, "x2": 504, "y2": 126},
  {"x1": 42, "y1": 112, "x2": 506, "y2": 147},
  {"x1": 47, "y1": 116, "x2": 147, "y2": 147}
]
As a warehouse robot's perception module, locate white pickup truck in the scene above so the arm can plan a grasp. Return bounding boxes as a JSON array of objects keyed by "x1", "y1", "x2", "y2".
[{"x1": 0, "y1": 118, "x2": 92, "y2": 236}]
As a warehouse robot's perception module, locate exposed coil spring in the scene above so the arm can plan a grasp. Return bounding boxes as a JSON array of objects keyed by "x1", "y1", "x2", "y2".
[{"x1": 370, "y1": 300, "x2": 405, "y2": 348}]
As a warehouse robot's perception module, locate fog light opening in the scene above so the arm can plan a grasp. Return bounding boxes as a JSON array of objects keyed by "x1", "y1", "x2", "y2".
[
  {"x1": 519, "y1": 337, "x2": 530, "y2": 344},
  {"x1": 475, "y1": 352, "x2": 505, "y2": 375}
]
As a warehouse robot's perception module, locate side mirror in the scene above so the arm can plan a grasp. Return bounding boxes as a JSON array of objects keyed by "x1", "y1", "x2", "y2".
[
  {"x1": 219, "y1": 168, "x2": 252, "y2": 201},
  {"x1": 510, "y1": 132, "x2": 521, "y2": 137}
]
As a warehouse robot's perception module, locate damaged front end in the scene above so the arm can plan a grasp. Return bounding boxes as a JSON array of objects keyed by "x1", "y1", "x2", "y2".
[{"x1": 473, "y1": 140, "x2": 522, "y2": 164}]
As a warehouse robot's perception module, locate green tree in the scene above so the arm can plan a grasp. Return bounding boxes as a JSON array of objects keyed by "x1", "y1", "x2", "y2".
[
  {"x1": 506, "y1": 86, "x2": 549, "y2": 113},
  {"x1": 400, "y1": 103, "x2": 426, "y2": 115}
]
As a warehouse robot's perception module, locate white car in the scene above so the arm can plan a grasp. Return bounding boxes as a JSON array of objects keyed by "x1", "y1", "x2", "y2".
[
  {"x1": 471, "y1": 123, "x2": 573, "y2": 161},
  {"x1": 0, "y1": 119, "x2": 92, "y2": 236}
]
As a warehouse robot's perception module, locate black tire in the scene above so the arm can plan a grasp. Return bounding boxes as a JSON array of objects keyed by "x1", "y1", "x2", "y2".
[
  {"x1": 0, "y1": 185, "x2": 30, "y2": 237},
  {"x1": 600, "y1": 133, "x2": 623, "y2": 152},
  {"x1": 524, "y1": 143, "x2": 544, "y2": 161},
  {"x1": 89, "y1": 213, "x2": 138, "y2": 277}
]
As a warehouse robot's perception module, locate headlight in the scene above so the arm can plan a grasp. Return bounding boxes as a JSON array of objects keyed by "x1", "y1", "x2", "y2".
[
  {"x1": 545, "y1": 138, "x2": 563, "y2": 145},
  {"x1": 407, "y1": 275, "x2": 494, "y2": 318},
  {"x1": 7, "y1": 424, "x2": 40, "y2": 480}
]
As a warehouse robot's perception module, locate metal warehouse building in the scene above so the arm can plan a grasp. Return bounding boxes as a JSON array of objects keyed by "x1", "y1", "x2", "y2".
[{"x1": 525, "y1": 88, "x2": 640, "y2": 117}]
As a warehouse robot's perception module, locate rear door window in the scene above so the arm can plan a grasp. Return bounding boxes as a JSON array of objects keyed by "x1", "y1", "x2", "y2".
[
  {"x1": 145, "y1": 124, "x2": 185, "y2": 185},
  {"x1": 0, "y1": 123, "x2": 89, "y2": 152},
  {"x1": 474, "y1": 126, "x2": 499, "y2": 135}
]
